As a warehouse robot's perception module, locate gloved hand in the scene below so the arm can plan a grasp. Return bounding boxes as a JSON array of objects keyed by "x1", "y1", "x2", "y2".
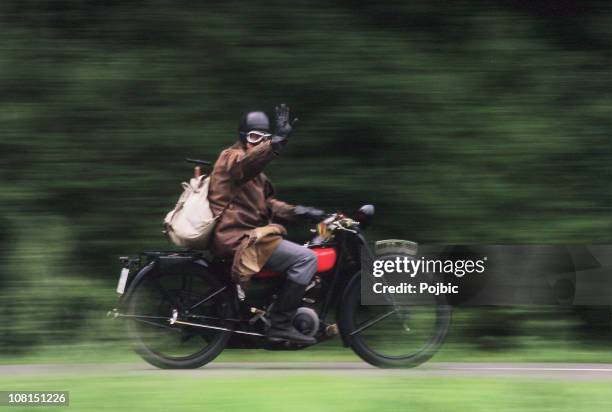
[
  {"x1": 274, "y1": 103, "x2": 298, "y2": 138},
  {"x1": 294, "y1": 205, "x2": 326, "y2": 221}
]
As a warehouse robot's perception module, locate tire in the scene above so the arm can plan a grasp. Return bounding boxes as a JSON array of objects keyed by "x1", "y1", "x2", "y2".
[
  {"x1": 339, "y1": 272, "x2": 451, "y2": 368},
  {"x1": 125, "y1": 263, "x2": 233, "y2": 369}
]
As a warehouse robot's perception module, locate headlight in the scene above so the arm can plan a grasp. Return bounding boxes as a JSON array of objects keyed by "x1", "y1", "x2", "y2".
[{"x1": 354, "y1": 204, "x2": 375, "y2": 228}]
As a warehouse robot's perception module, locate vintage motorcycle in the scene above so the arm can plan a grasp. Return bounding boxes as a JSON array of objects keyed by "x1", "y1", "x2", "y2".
[{"x1": 108, "y1": 161, "x2": 451, "y2": 369}]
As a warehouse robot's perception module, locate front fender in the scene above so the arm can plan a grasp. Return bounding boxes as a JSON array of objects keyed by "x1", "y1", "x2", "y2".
[{"x1": 336, "y1": 271, "x2": 360, "y2": 347}]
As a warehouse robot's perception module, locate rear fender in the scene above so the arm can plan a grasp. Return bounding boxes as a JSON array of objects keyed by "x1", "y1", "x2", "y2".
[
  {"x1": 118, "y1": 256, "x2": 234, "y2": 312},
  {"x1": 118, "y1": 261, "x2": 155, "y2": 308}
]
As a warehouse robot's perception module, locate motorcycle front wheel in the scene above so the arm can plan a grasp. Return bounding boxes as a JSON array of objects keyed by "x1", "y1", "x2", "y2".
[
  {"x1": 340, "y1": 273, "x2": 451, "y2": 368},
  {"x1": 125, "y1": 263, "x2": 233, "y2": 369}
]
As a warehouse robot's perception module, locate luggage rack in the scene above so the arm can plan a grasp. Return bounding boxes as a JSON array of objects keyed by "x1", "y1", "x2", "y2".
[
  {"x1": 119, "y1": 250, "x2": 222, "y2": 271},
  {"x1": 118, "y1": 250, "x2": 209, "y2": 268},
  {"x1": 140, "y1": 250, "x2": 211, "y2": 264}
]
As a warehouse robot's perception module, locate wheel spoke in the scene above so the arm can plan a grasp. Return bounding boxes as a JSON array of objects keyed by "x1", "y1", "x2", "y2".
[
  {"x1": 188, "y1": 286, "x2": 227, "y2": 311},
  {"x1": 350, "y1": 309, "x2": 397, "y2": 336}
]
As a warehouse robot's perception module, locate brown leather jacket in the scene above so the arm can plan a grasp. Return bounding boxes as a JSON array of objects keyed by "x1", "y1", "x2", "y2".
[{"x1": 208, "y1": 140, "x2": 296, "y2": 259}]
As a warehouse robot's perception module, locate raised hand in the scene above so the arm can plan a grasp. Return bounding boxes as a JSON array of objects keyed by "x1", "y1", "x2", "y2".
[{"x1": 274, "y1": 103, "x2": 297, "y2": 137}]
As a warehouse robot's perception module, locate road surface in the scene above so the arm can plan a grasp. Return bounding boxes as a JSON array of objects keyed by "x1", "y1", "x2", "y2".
[{"x1": 1, "y1": 362, "x2": 612, "y2": 381}]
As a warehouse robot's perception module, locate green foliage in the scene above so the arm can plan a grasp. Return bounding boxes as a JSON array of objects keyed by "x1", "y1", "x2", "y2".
[{"x1": 0, "y1": 1, "x2": 610, "y2": 354}]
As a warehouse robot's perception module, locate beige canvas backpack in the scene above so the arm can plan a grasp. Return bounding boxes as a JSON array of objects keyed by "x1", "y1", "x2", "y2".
[{"x1": 163, "y1": 174, "x2": 218, "y2": 249}]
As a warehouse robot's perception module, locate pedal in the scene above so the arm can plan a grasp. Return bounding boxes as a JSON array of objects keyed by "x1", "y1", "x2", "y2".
[{"x1": 305, "y1": 276, "x2": 321, "y2": 292}]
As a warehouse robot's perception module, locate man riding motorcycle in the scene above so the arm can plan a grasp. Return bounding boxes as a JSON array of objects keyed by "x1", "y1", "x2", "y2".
[{"x1": 207, "y1": 104, "x2": 325, "y2": 344}]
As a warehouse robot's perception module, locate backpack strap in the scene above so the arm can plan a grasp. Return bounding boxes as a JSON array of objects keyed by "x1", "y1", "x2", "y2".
[{"x1": 210, "y1": 173, "x2": 239, "y2": 220}]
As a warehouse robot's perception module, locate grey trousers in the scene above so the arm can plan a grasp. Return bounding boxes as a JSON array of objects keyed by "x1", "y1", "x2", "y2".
[{"x1": 263, "y1": 240, "x2": 318, "y2": 285}]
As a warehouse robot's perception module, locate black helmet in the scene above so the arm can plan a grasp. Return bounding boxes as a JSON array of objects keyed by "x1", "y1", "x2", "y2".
[{"x1": 238, "y1": 111, "x2": 270, "y2": 142}]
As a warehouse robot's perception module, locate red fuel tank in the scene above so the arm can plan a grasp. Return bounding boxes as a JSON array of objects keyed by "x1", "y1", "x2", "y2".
[
  {"x1": 312, "y1": 247, "x2": 337, "y2": 272},
  {"x1": 252, "y1": 247, "x2": 337, "y2": 279}
]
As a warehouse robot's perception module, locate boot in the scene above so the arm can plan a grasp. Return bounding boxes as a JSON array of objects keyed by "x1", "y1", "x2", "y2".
[{"x1": 267, "y1": 280, "x2": 316, "y2": 345}]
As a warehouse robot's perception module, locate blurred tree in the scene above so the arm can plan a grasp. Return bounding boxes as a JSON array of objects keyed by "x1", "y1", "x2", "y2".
[{"x1": 0, "y1": 0, "x2": 610, "y2": 351}]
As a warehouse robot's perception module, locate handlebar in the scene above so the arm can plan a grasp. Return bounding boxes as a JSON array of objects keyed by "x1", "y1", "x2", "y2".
[{"x1": 321, "y1": 213, "x2": 359, "y2": 232}]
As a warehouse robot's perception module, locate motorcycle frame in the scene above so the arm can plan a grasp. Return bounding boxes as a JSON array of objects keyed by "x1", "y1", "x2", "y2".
[{"x1": 116, "y1": 225, "x2": 375, "y2": 343}]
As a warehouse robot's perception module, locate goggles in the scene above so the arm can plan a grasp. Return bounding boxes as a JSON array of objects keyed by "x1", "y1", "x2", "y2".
[{"x1": 246, "y1": 130, "x2": 272, "y2": 144}]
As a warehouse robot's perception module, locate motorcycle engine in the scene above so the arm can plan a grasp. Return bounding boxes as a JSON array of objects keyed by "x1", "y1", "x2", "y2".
[{"x1": 292, "y1": 307, "x2": 320, "y2": 337}]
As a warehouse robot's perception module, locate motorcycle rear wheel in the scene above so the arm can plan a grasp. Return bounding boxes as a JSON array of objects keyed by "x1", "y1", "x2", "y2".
[
  {"x1": 340, "y1": 273, "x2": 451, "y2": 368},
  {"x1": 125, "y1": 263, "x2": 233, "y2": 369}
]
